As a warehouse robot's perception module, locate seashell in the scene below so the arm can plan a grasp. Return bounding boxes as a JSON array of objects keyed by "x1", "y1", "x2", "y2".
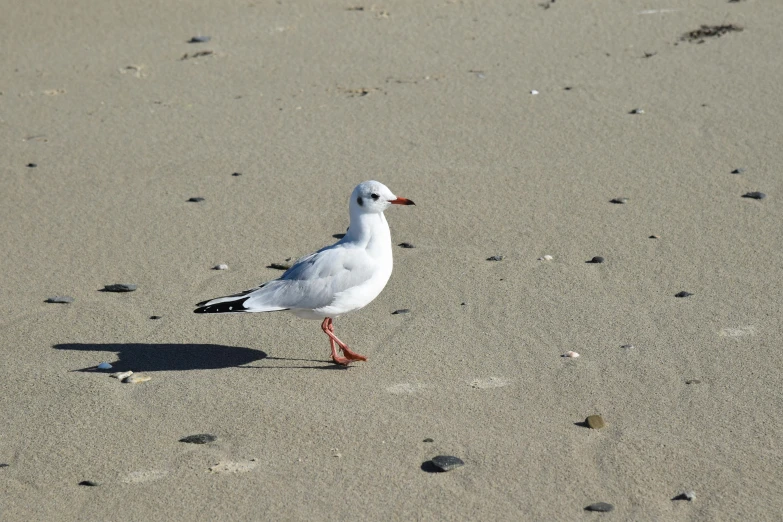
[
  {"x1": 213, "y1": 264, "x2": 229, "y2": 270},
  {"x1": 97, "y1": 362, "x2": 113, "y2": 370},
  {"x1": 123, "y1": 374, "x2": 151, "y2": 384},
  {"x1": 562, "y1": 351, "x2": 580, "y2": 358},
  {"x1": 110, "y1": 371, "x2": 133, "y2": 380},
  {"x1": 538, "y1": 255, "x2": 553, "y2": 261}
]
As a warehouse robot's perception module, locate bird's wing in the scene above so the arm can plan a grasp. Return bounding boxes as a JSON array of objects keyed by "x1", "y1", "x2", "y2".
[{"x1": 241, "y1": 244, "x2": 376, "y2": 311}]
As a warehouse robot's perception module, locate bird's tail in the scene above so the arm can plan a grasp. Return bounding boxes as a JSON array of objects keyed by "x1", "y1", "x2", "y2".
[{"x1": 194, "y1": 283, "x2": 289, "y2": 314}]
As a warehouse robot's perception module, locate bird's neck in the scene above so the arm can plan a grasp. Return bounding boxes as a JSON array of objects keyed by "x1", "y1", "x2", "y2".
[{"x1": 345, "y1": 211, "x2": 391, "y2": 252}]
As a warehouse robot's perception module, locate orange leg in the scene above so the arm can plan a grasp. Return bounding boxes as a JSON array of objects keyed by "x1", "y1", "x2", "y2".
[{"x1": 321, "y1": 318, "x2": 367, "y2": 365}]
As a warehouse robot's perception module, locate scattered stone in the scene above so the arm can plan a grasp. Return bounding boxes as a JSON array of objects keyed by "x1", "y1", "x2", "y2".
[
  {"x1": 731, "y1": 168, "x2": 745, "y2": 174},
  {"x1": 564, "y1": 86, "x2": 572, "y2": 90},
  {"x1": 232, "y1": 172, "x2": 242, "y2": 176},
  {"x1": 97, "y1": 362, "x2": 113, "y2": 370},
  {"x1": 103, "y1": 284, "x2": 137, "y2": 292},
  {"x1": 673, "y1": 490, "x2": 696, "y2": 501},
  {"x1": 180, "y1": 50, "x2": 214, "y2": 60},
  {"x1": 79, "y1": 480, "x2": 99, "y2": 487},
  {"x1": 150, "y1": 315, "x2": 162, "y2": 320},
  {"x1": 530, "y1": 89, "x2": 539, "y2": 95},
  {"x1": 742, "y1": 192, "x2": 766, "y2": 200},
  {"x1": 213, "y1": 264, "x2": 229, "y2": 270},
  {"x1": 26, "y1": 163, "x2": 37, "y2": 168},
  {"x1": 675, "y1": 291, "x2": 693, "y2": 298},
  {"x1": 110, "y1": 371, "x2": 133, "y2": 380},
  {"x1": 423, "y1": 438, "x2": 434, "y2": 443},
  {"x1": 538, "y1": 255, "x2": 553, "y2": 261},
  {"x1": 430, "y1": 455, "x2": 464, "y2": 472},
  {"x1": 685, "y1": 379, "x2": 701, "y2": 385},
  {"x1": 268, "y1": 262, "x2": 292, "y2": 270},
  {"x1": 487, "y1": 255, "x2": 504, "y2": 261},
  {"x1": 562, "y1": 351, "x2": 580, "y2": 358},
  {"x1": 398, "y1": 242, "x2": 415, "y2": 248},
  {"x1": 460, "y1": 302, "x2": 467, "y2": 306},
  {"x1": 123, "y1": 374, "x2": 151, "y2": 384},
  {"x1": 649, "y1": 234, "x2": 660, "y2": 239},
  {"x1": 629, "y1": 108, "x2": 644, "y2": 114},
  {"x1": 585, "y1": 502, "x2": 614, "y2": 512},
  {"x1": 610, "y1": 197, "x2": 628, "y2": 204},
  {"x1": 621, "y1": 344, "x2": 634, "y2": 350},
  {"x1": 180, "y1": 434, "x2": 217, "y2": 444},
  {"x1": 45, "y1": 296, "x2": 74, "y2": 304},
  {"x1": 587, "y1": 256, "x2": 605, "y2": 264},
  {"x1": 188, "y1": 36, "x2": 211, "y2": 43},
  {"x1": 586, "y1": 415, "x2": 606, "y2": 429},
  {"x1": 682, "y1": 24, "x2": 743, "y2": 43},
  {"x1": 0, "y1": 463, "x2": 9, "y2": 468},
  {"x1": 392, "y1": 309, "x2": 410, "y2": 315},
  {"x1": 187, "y1": 197, "x2": 205, "y2": 202}
]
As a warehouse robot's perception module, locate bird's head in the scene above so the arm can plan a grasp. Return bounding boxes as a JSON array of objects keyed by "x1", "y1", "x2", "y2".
[{"x1": 349, "y1": 180, "x2": 415, "y2": 214}]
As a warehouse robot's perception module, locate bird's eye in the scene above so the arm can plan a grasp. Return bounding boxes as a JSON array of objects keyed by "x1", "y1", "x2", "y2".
[{"x1": 371, "y1": 193, "x2": 380, "y2": 200}]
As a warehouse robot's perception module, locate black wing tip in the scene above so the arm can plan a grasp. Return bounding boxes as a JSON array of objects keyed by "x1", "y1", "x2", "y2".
[{"x1": 194, "y1": 297, "x2": 251, "y2": 314}]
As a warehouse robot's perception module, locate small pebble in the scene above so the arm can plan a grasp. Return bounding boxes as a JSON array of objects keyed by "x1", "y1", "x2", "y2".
[
  {"x1": 538, "y1": 255, "x2": 553, "y2": 261},
  {"x1": 188, "y1": 36, "x2": 211, "y2": 43},
  {"x1": 649, "y1": 234, "x2": 660, "y2": 239},
  {"x1": 621, "y1": 344, "x2": 634, "y2": 349},
  {"x1": 269, "y1": 262, "x2": 292, "y2": 270},
  {"x1": 530, "y1": 89, "x2": 539, "y2": 95},
  {"x1": 398, "y1": 242, "x2": 415, "y2": 248},
  {"x1": 585, "y1": 502, "x2": 614, "y2": 512},
  {"x1": 213, "y1": 264, "x2": 229, "y2": 270},
  {"x1": 123, "y1": 374, "x2": 151, "y2": 384},
  {"x1": 430, "y1": 455, "x2": 464, "y2": 472},
  {"x1": 586, "y1": 415, "x2": 606, "y2": 429},
  {"x1": 629, "y1": 108, "x2": 644, "y2": 114},
  {"x1": 232, "y1": 172, "x2": 242, "y2": 176},
  {"x1": 675, "y1": 291, "x2": 693, "y2": 298},
  {"x1": 562, "y1": 351, "x2": 580, "y2": 358},
  {"x1": 423, "y1": 438, "x2": 434, "y2": 443},
  {"x1": 674, "y1": 490, "x2": 696, "y2": 501},
  {"x1": 587, "y1": 256, "x2": 605, "y2": 264},
  {"x1": 180, "y1": 434, "x2": 217, "y2": 444},
  {"x1": 610, "y1": 197, "x2": 628, "y2": 204},
  {"x1": 97, "y1": 362, "x2": 113, "y2": 370},
  {"x1": 392, "y1": 309, "x2": 410, "y2": 315},
  {"x1": 731, "y1": 168, "x2": 745, "y2": 174},
  {"x1": 27, "y1": 163, "x2": 37, "y2": 168},
  {"x1": 110, "y1": 371, "x2": 133, "y2": 380},
  {"x1": 103, "y1": 284, "x2": 137, "y2": 292},
  {"x1": 685, "y1": 379, "x2": 701, "y2": 385},
  {"x1": 45, "y1": 296, "x2": 74, "y2": 304},
  {"x1": 79, "y1": 480, "x2": 99, "y2": 487},
  {"x1": 188, "y1": 197, "x2": 205, "y2": 202},
  {"x1": 150, "y1": 315, "x2": 162, "y2": 320},
  {"x1": 460, "y1": 302, "x2": 467, "y2": 306},
  {"x1": 487, "y1": 255, "x2": 504, "y2": 261},
  {"x1": 742, "y1": 191, "x2": 766, "y2": 200},
  {"x1": 0, "y1": 463, "x2": 9, "y2": 468}
]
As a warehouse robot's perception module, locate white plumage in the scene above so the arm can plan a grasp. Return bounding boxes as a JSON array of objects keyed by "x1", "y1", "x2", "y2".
[{"x1": 195, "y1": 180, "x2": 415, "y2": 365}]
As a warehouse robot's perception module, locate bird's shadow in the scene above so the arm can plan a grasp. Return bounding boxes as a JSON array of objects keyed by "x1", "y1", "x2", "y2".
[{"x1": 54, "y1": 343, "x2": 346, "y2": 372}]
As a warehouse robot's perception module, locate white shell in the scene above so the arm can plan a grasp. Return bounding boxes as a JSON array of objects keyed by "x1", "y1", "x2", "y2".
[
  {"x1": 213, "y1": 264, "x2": 229, "y2": 270},
  {"x1": 538, "y1": 255, "x2": 553, "y2": 261},
  {"x1": 562, "y1": 351, "x2": 580, "y2": 358},
  {"x1": 110, "y1": 371, "x2": 133, "y2": 380},
  {"x1": 123, "y1": 374, "x2": 151, "y2": 384},
  {"x1": 530, "y1": 90, "x2": 539, "y2": 95}
]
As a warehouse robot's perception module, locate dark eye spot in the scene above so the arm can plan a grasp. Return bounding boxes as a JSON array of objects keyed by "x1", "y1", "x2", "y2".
[
  {"x1": 371, "y1": 193, "x2": 379, "y2": 200},
  {"x1": 356, "y1": 196, "x2": 363, "y2": 206}
]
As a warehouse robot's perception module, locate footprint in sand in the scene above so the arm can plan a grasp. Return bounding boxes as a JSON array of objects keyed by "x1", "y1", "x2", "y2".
[
  {"x1": 469, "y1": 377, "x2": 510, "y2": 389},
  {"x1": 209, "y1": 459, "x2": 258, "y2": 474},
  {"x1": 123, "y1": 469, "x2": 168, "y2": 483},
  {"x1": 385, "y1": 383, "x2": 428, "y2": 395},
  {"x1": 719, "y1": 326, "x2": 757, "y2": 337}
]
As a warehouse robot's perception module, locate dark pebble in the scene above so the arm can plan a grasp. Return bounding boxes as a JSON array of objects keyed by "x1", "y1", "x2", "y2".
[
  {"x1": 629, "y1": 108, "x2": 644, "y2": 114},
  {"x1": 431, "y1": 455, "x2": 464, "y2": 472},
  {"x1": 188, "y1": 197, "x2": 206, "y2": 202},
  {"x1": 268, "y1": 263, "x2": 292, "y2": 270},
  {"x1": 586, "y1": 415, "x2": 606, "y2": 429},
  {"x1": 585, "y1": 502, "x2": 614, "y2": 512},
  {"x1": 487, "y1": 255, "x2": 504, "y2": 261},
  {"x1": 461, "y1": 302, "x2": 467, "y2": 306},
  {"x1": 179, "y1": 434, "x2": 217, "y2": 444},
  {"x1": 103, "y1": 284, "x2": 137, "y2": 292},
  {"x1": 45, "y1": 296, "x2": 74, "y2": 304},
  {"x1": 685, "y1": 379, "x2": 701, "y2": 385},
  {"x1": 188, "y1": 36, "x2": 211, "y2": 43},
  {"x1": 398, "y1": 242, "x2": 415, "y2": 248},
  {"x1": 672, "y1": 491, "x2": 696, "y2": 501},
  {"x1": 423, "y1": 438, "x2": 434, "y2": 443},
  {"x1": 610, "y1": 197, "x2": 628, "y2": 204},
  {"x1": 587, "y1": 256, "x2": 605, "y2": 264},
  {"x1": 392, "y1": 309, "x2": 410, "y2": 315},
  {"x1": 675, "y1": 291, "x2": 693, "y2": 298},
  {"x1": 0, "y1": 463, "x2": 8, "y2": 468},
  {"x1": 27, "y1": 163, "x2": 37, "y2": 168},
  {"x1": 79, "y1": 480, "x2": 99, "y2": 487},
  {"x1": 731, "y1": 168, "x2": 745, "y2": 174},
  {"x1": 742, "y1": 192, "x2": 766, "y2": 200},
  {"x1": 232, "y1": 172, "x2": 242, "y2": 176},
  {"x1": 150, "y1": 315, "x2": 162, "y2": 320}
]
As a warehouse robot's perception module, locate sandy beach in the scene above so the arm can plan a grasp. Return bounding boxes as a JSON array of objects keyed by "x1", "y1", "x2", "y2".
[{"x1": 1, "y1": 0, "x2": 782, "y2": 519}]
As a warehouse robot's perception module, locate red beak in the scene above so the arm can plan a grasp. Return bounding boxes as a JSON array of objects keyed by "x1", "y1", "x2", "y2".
[{"x1": 390, "y1": 197, "x2": 415, "y2": 205}]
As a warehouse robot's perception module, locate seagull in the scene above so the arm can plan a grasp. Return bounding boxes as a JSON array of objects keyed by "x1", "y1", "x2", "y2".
[{"x1": 194, "y1": 180, "x2": 415, "y2": 365}]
